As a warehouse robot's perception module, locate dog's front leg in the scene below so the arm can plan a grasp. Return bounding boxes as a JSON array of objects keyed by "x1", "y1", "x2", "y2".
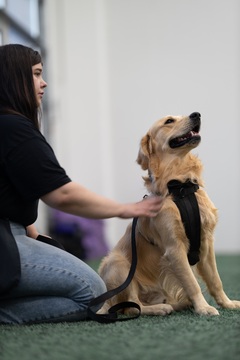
[
  {"x1": 197, "y1": 245, "x2": 240, "y2": 309},
  {"x1": 165, "y1": 246, "x2": 219, "y2": 315}
]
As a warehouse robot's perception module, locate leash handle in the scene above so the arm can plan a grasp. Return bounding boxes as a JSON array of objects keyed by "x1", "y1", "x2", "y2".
[{"x1": 87, "y1": 217, "x2": 141, "y2": 323}]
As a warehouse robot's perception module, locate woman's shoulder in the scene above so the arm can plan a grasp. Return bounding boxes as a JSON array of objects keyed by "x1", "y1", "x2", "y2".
[
  {"x1": 0, "y1": 113, "x2": 40, "y2": 138},
  {"x1": 0, "y1": 114, "x2": 43, "y2": 149},
  {"x1": 0, "y1": 113, "x2": 34, "y2": 129}
]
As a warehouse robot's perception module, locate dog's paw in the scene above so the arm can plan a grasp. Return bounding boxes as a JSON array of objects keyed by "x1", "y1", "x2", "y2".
[
  {"x1": 195, "y1": 305, "x2": 219, "y2": 316},
  {"x1": 157, "y1": 304, "x2": 174, "y2": 316},
  {"x1": 141, "y1": 303, "x2": 174, "y2": 316},
  {"x1": 96, "y1": 305, "x2": 109, "y2": 315},
  {"x1": 221, "y1": 300, "x2": 240, "y2": 309}
]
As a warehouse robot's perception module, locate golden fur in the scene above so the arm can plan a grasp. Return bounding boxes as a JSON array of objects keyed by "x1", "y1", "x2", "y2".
[{"x1": 98, "y1": 113, "x2": 240, "y2": 316}]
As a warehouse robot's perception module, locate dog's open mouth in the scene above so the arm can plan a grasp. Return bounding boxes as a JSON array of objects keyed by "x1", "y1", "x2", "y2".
[{"x1": 169, "y1": 124, "x2": 201, "y2": 148}]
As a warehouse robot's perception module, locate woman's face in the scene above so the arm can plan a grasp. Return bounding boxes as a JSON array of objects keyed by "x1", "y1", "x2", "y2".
[{"x1": 32, "y1": 63, "x2": 47, "y2": 107}]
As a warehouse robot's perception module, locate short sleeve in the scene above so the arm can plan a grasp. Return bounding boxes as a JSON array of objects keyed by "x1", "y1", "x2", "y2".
[{"x1": 5, "y1": 136, "x2": 71, "y2": 201}]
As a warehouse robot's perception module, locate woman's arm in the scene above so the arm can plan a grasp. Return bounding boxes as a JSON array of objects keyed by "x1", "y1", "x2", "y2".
[{"x1": 41, "y1": 181, "x2": 162, "y2": 219}]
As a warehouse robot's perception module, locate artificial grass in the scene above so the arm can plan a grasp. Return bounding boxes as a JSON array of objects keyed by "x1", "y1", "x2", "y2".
[{"x1": 0, "y1": 255, "x2": 239, "y2": 360}]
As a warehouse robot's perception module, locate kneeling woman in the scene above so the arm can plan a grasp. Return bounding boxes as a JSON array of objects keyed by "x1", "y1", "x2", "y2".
[{"x1": 0, "y1": 44, "x2": 162, "y2": 324}]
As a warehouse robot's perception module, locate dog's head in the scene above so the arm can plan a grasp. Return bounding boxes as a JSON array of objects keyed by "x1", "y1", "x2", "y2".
[{"x1": 137, "y1": 112, "x2": 201, "y2": 171}]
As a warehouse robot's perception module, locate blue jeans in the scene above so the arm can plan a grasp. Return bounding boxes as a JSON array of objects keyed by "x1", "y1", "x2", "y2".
[{"x1": 0, "y1": 222, "x2": 106, "y2": 324}]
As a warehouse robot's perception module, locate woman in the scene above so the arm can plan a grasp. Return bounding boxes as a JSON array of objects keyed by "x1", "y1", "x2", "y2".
[{"x1": 0, "y1": 44, "x2": 162, "y2": 324}]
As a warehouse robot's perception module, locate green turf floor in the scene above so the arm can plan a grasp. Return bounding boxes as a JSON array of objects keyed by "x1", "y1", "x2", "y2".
[{"x1": 0, "y1": 255, "x2": 239, "y2": 360}]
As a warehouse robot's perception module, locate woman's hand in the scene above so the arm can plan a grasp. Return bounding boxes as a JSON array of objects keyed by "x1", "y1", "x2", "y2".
[
  {"x1": 26, "y1": 224, "x2": 40, "y2": 239},
  {"x1": 117, "y1": 196, "x2": 163, "y2": 219},
  {"x1": 27, "y1": 224, "x2": 53, "y2": 241}
]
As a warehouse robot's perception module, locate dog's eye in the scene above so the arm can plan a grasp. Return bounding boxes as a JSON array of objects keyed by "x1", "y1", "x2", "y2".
[{"x1": 165, "y1": 118, "x2": 174, "y2": 124}]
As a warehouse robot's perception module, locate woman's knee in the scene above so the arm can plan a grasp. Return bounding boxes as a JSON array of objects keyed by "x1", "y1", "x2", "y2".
[{"x1": 70, "y1": 266, "x2": 106, "y2": 306}]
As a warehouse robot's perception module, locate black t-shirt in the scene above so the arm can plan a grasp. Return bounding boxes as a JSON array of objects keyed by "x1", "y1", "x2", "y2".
[{"x1": 0, "y1": 114, "x2": 71, "y2": 226}]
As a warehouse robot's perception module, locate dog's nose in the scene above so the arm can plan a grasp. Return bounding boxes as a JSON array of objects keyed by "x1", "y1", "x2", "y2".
[{"x1": 189, "y1": 112, "x2": 201, "y2": 120}]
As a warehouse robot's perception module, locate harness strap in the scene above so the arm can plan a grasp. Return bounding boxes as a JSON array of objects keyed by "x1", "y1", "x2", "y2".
[
  {"x1": 167, "y1": 180, "x2": 201, "y2": 265},
  {"x1": 87, "y1": 217, "x2": 141, "y2": 323}
]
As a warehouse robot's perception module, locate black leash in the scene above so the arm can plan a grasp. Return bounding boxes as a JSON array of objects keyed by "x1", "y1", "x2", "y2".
[
  {"x1": 87, "y1": 217, "x2": 141, "y2": 323},
  {"x1": 167, "y1": 180, "x2": 201, "y2": 265}
]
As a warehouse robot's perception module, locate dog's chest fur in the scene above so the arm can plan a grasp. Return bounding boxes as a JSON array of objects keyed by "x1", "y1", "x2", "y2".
[{"x1": 135, "y1": 152, "x2": 218, "y2": 262}]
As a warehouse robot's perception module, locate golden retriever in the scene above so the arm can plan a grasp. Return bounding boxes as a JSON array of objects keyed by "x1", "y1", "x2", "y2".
[{"x1": 98, "y1": 112, "x2": 240, "y2": 316}]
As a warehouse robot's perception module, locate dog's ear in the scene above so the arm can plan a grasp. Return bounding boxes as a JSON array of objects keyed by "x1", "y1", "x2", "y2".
[{"x1": 136, "y1": 133, "x2": 153, "y2": 170}]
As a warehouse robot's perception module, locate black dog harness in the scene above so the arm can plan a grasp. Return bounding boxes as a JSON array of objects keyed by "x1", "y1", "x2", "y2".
[{"x1": 167, "y1": 180, "x2": 201, "y2": 266}]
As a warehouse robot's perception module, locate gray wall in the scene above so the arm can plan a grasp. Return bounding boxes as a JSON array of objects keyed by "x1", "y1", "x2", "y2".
[{"x1": 43, "y1": 0, "x2": 240, "y2": 253}]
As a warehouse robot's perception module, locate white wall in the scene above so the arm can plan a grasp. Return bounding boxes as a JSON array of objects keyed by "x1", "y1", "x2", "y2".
[{"x1": 43, "y1": 0, "x2": 240, "y2": 253}]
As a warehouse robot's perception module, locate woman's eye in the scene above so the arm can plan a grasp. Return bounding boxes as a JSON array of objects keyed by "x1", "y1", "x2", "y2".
[{"x1": 165, "y1": 118, "x2": 174, "y2": 124}]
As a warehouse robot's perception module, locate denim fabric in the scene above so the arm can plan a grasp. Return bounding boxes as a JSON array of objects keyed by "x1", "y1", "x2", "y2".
[{"x1": 0, "y1": 222, "x2": 106, "y2": 324}]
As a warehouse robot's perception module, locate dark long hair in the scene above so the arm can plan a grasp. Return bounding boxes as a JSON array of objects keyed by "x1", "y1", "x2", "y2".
[{"x1": 0, "y1": 44, "x2": 42, "y2": 129}]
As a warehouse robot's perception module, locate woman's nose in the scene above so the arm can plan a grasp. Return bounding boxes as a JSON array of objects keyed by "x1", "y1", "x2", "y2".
[{"x1": 42, "y1": 80, "x2": 47, "y2": 88}]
